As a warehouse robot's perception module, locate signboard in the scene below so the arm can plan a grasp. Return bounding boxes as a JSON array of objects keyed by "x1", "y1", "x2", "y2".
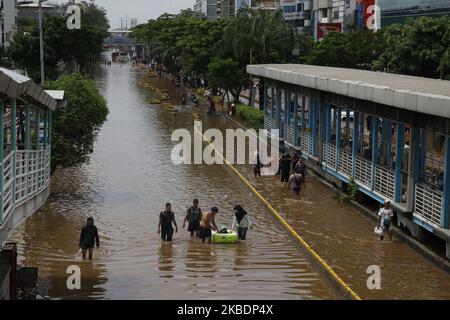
[
  {"x1": 357, "y1": 0, "x2": 378, "y2": 29},
  {"x1": 317, "y1": 23, "x2": 342, "y2": 39}
]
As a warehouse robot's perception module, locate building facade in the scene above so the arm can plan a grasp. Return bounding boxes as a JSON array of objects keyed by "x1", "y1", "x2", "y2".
[
  {"x1": 281, "y1": 0, "x2": 312, "y2": 34},
  {"x1": 17, "y1": 1, "x2": 66, "y2": 21},
  {"x1": 193, "y1": 0, "x2": 219, "y2": 19},
  {"x1": 0, "y1": 0, "x2": 17, "y2": 49},
  {"x1": 378, "y1": 0, "x2": 450, "y2": 27}
]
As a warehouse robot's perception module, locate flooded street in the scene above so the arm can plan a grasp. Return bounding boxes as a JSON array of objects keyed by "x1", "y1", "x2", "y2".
[
  {"x1": 7, "y1": 61, "x2": 337, "y2": 299},
  {"x1": 7, "y1": 60, "x2": 450, "y2": 300}
]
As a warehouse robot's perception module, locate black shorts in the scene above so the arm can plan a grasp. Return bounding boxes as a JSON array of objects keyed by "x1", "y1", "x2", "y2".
[
  {"x1": 188, "y1": 220, "x2": 200, "y2": 232},
  {"x1": 81, "y1": 244, "x2": 94, "y2": 250},
  {"x1": 161, "y1": 227, "x2": 174, "y2": 241},
  {"x1": 199, "y1": 227, "x2": 212, "y2": 239}
]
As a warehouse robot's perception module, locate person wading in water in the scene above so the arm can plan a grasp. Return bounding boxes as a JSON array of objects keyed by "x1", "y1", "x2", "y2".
[
  {"x1": 288, "y1": 171, "x2": 303, "y2": 199},
  {"x1": 232, "y1": 205, "x2": 252, "y2": 240},
  {"x1": 378, "y1": 201, "x2": 394, "y2": 241},
  {"x1": 199, "y1": 207, "x2": 219, "y2": 244},
  {"x1": 79, "y1": 217, "x2": 100, "y2": 260},
  {"x1": 158, "y1": 203, "x2": 178, "y2": 242},
  {"x1": 183, "y1": 199, "x2": 202, "y2": 237}
]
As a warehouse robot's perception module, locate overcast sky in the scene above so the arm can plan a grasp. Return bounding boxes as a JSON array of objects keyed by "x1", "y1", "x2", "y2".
[{"x1": 50, "y1": 0, "x2": 194, "y2": 28}]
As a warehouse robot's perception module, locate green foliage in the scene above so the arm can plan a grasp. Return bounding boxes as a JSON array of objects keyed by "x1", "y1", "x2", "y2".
[
  {"x1": 207, "y1": 58, "x2": 246, "y2": 102},
  {"x1": 46, "y1": 74, "x2": 109, "y2": 169},
  {"x1": 236, "y1": 104, "x2": 264, "y2": 130},
  {"x1": 306, "y1": 29, "x2": 377, "y2": 68},
  {"x1": 372, "y1": 16, "x2": 450, "y2": 79},
  {"x1": 338, "y1": 178, "x2": 359, "y2": 203},
  {"x1": 9, "y1": 2, "x2": 109, "y2": 82},
  {"x1": 131, "y1": 10, "x2": 227, "y2": 75},
  {"x1": 215, "y1": 8, "x2": 299, "y2": 66}
]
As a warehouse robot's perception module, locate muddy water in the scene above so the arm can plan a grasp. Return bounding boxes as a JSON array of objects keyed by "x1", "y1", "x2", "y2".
[
  {"x1": 151, "y1": 72, "x2": 450, "y2": 299},
  {"x1": 7, "y1": 62, "x2": 337, "y2": 299}
]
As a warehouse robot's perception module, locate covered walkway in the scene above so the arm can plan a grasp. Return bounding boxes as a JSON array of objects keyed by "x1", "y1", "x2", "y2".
[
  {"x1": 248, "y1": 64, "x2": 450, "y2": 258},
  {"x1": 0, "y1": 68, "x2": 65, "y2": 244}
]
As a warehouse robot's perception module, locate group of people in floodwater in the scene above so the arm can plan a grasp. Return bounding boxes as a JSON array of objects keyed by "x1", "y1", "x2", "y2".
[
  {"x1": 158, "y1": 200, "x2": 252, "y2": 244},
  {"x1": 254, "y1": 151, "x2": 308, "y2": 199}
]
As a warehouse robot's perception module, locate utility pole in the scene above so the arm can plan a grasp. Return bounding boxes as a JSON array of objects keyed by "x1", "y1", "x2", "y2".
[{"x1": 38, "y1": 0, "x2": 45, "y2": 85}]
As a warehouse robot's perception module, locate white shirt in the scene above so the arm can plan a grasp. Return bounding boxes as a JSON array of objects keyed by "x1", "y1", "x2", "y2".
[
  {"x1": 232, "y1": 215, "x2": 252, "y2": 229},
  {"x1": 378, "y1": 207, "x2": 393, "y2": 226}
]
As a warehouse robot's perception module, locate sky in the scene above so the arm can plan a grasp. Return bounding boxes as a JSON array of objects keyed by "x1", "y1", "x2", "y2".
[{"x1": 50, "y1": 0, "x2": 194, "y2": 28}]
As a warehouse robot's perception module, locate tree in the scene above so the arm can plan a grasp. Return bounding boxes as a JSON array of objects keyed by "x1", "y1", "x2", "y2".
[
  {"x1": 8, "y1": 2, "x2": 109, "y2": 82},
  {"x1": 46, "y1": 74, "x2": 109, "y2": 169},
  {"x1": 208, "y1": 58, "x2": 246, "y2": 104},
  {"x1": 215, "y1": 8, "x2": 302, "y2": 109},
  {"x1": 373, "y1": 16, "x2": 450, "y2": 79},
  {"x1": 131, "y1": 10, "x2": 227, "y2": 77},
  {"x1": 306, "y1": 29, "x2": 377, "y2": 69}
]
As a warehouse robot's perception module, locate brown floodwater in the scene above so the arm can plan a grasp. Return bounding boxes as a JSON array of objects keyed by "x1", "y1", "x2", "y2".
[
  {"x1": 8, "y1": 58, "x2": 450, "y2": 300},
  {"x1": 6, "y1": 60, "x2": 338, "y2": 299}
]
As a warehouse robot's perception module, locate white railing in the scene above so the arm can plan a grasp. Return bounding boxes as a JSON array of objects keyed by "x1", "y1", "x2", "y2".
[
  {"x1": 301, "y1": 133, "x2": 313, "y2": 156},
  {"x1": 284, "y1": 122, "x2": 296, "y2": 146},
  {"x1": 15, "y1": 151, "x2": 28, "y2": 203},
  {"x1": 264, "y1": 115, "x2": 276, "y2": 131},
  {"x1": 2, "y1": 152, "x2": 14, "y2": 220},
  {"x1": 322, "y1": 143, "x2": 337, "y2": 170},
  {"x1": 414, "y1": 183, "x2": 443, "y2": 228},
  {"x1": 338, "y1": 148, "x2": 353, "y2": 178},
  {"x1": 1, "y1": 147, "x2": 51, "y2": 224},
  {"x1": 354, "y1": 155, "x2": 372, "y2": 189},
  {"x1": 374, "y1": 165, "x2": 395, "y2": 200}
]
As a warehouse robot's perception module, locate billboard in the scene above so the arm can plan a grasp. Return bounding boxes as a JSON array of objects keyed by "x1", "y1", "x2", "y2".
[
  {"x1": 317, "y1": 23, "x2": 342, "y2": 39},
  {"x1": 357, "y1": 0, "x2": 378, "y2": 29}
]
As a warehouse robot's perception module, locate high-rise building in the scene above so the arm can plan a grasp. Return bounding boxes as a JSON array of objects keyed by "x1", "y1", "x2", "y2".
[
  {"x1": 0, "y1": 0, "x2": 17, "y2": 49},
  {"x1": 220, "y1": 0, "x2": 236, "y2": 18},
  {"x1": 281, "y1": 0, "x2": 312, "y2": 34},
  {"x1": 236, "y1": 0, "x2": 281, "y2": 13},
  {"x1": 378, "y1": 0, "x2": 450, "y2": 27},
  {"x1": 193, "y1": 0, "x2": 219, "y2": 20},
  {"x1": 17, "y1": 1, "x2": 66, "y2": 21}
]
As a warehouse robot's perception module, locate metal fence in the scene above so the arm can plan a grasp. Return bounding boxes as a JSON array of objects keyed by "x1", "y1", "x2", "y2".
[
  {"x1": 2, "y1": 147, "x2": 51, "y2": 223},
  {"x1": 414, "y1": 183, "x2": 443, "y2": 228}
]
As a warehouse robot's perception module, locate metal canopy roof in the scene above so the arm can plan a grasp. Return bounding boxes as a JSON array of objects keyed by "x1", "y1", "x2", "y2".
[
  {"x1": 0, "y1": 68, "x2": 65, "y2": 111},
  {"x1": 247, "y1": 64, "x2": 450, "y2": 119}
]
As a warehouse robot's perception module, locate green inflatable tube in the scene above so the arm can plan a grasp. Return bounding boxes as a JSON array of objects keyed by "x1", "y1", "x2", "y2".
[{"x1": 212, "y1": 230, "x2": 239, "y2": 244}]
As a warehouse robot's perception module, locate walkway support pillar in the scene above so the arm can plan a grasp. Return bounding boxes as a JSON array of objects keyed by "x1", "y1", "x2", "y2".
[
  {"x1": 25, "y1": 104, "x2": 31, "y2": 196},
  {"x1": 407, "y1": 127, "x2": 420, "y2": 212},
  {"x1": 263, "y1": 84, "x2": 267, "y2": 115},
  {"x1": 352, "y1": 112, "x2": 359, "y2": 178},
  {"x1": 276, "y1": 88, "x2": 282, "y2": 135},
  {"x1": 336, "y1": 107, "x2": 341, "y2": 172},
  {"x1": 441, "y1": 136, "x2": 450, "y2": 228},
  {"x1": 394, "y1": 122, "x2": 405, "y2": 202},
  {"x1": 0, "y1": 101, "x2": 4, "y2": 222},
  {"x1": 293, "y1": 95, "x2": 299, "y2": 146},
  {"x1": 11, "y1": 99, "x2": 17, "y2": 204},
  {"x1": 371, "y1": 115, "x2": 378, "y2": 191},
  {"x1": 312, "y1": 98, "x2": 319, "y2": 157},
  {"x1": 271, "y1": 87, "x2": 275, "y2": 118}
]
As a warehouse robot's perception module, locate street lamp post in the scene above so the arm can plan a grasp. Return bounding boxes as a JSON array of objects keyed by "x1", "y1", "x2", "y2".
[{"x1": 38, "y1": 0, "x2": 45, "y2": 85}]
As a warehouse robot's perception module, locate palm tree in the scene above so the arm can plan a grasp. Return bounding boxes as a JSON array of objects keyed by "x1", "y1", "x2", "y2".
[{"x1": 215, "y1": 7, "x2": 298, "y2": 109}]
